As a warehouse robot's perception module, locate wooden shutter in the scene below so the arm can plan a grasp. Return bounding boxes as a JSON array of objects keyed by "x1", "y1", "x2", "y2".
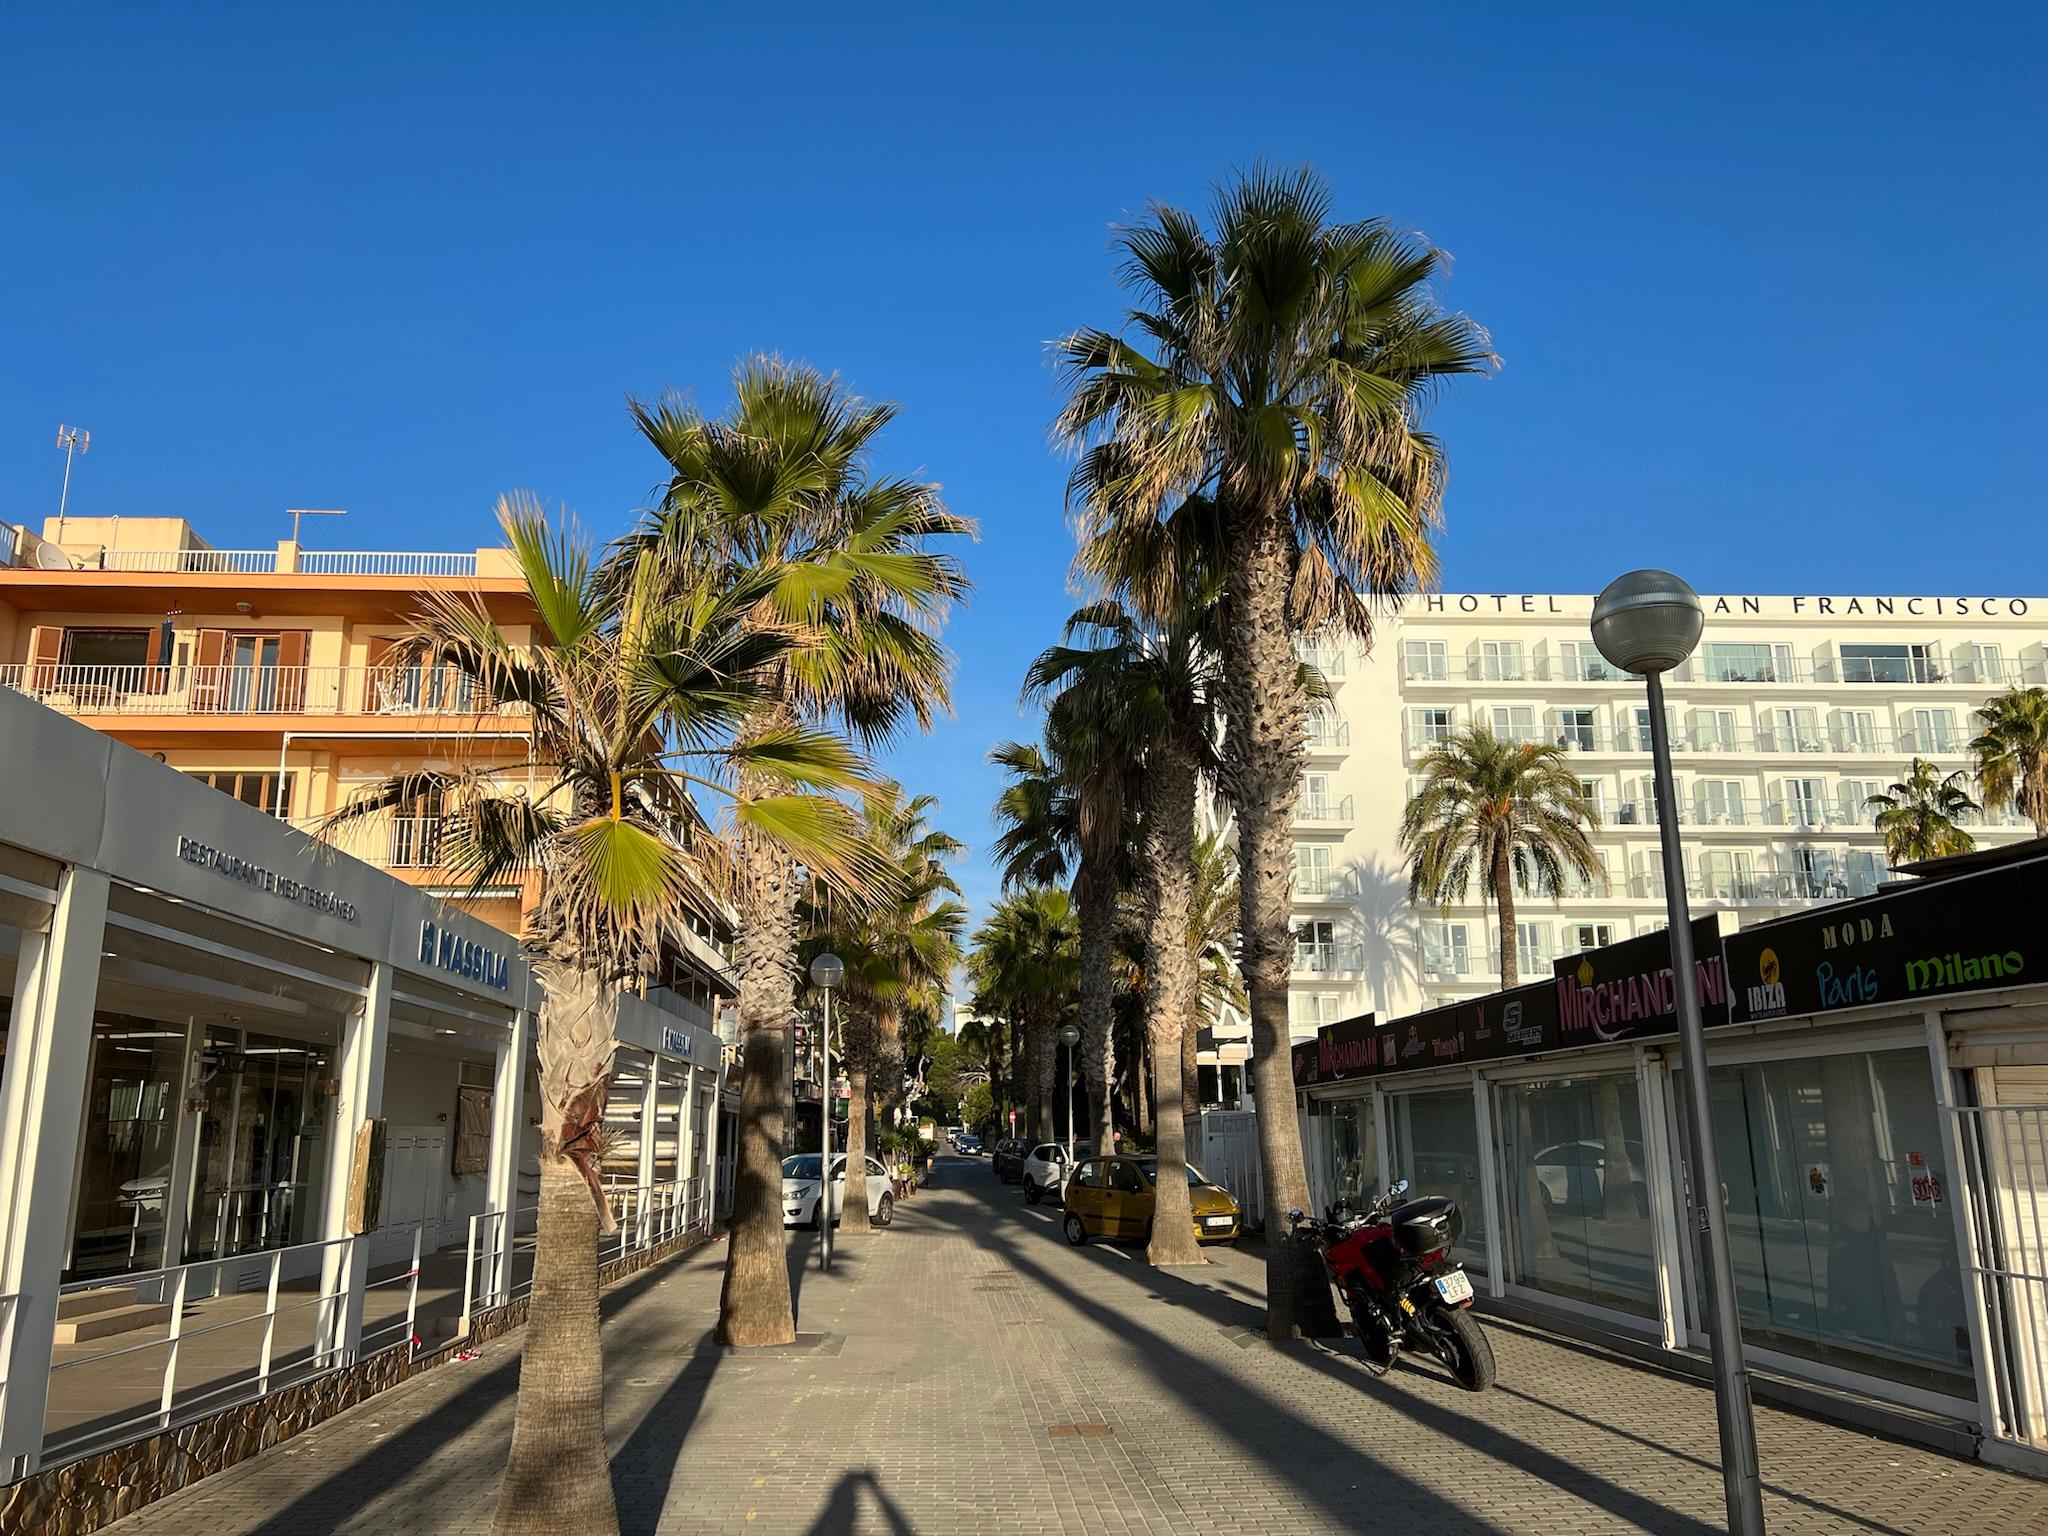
[
  {"x1": 364, "y1": 635, "x2": 397, "y2": 713},
  {"x1": 141, "y1": 621, "x2": 169, "y2": 695},
  {"x1": 191, "y1": 628, "x2": 228, "y2": 712},
  {"x1": 275, "y1": 629, "x2": 310, "y2": 712},
  {"x1": 27, "y1": 625, "x2": 64, "y2": 691}
]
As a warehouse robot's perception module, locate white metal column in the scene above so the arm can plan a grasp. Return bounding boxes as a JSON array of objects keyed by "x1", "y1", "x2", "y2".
[
  {"x1": 0, "y1": 865, "x2": 111, "y2": 1476},
  {"x1": 1471, "y1": 1070, "x2": 1506, "y2": 1297},
  {"x1": 1927, "y1": 1010, "x2": 2008, "y2": 1442},
  {"x1": 638, "y1": 1050, "x2": 661, "y2": 1192},
  {"x1": 702, "y1": 1063, "x2": 725, "y2": 1223},
  {"x1": 317, "y1": 959, "x2": 393, "y2": 1364},
  {"x1": 678, "y1": 1064, "x2": 700, "y2": 1226},
  {"x1": 486, "y1": 1006, "x2": 531, "y2": 1303},
  {"x1": 154, "y1": 1016, "x2": 209, "y2": 1280},
  {"x1": 1636, "y1": 1046, "x2": 1689, "y2": 1351}
]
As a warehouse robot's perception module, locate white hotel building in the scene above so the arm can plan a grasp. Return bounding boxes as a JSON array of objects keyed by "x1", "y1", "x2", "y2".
[{"x1": 1272, "y1": 590, "x2": 2046, "y2": 1046}]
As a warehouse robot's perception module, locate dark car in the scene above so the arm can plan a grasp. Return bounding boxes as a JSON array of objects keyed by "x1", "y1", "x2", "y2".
[
  {"x1": 955, "y1": 1133, "x2": 983, "y2": 1155},
  {"x1": 991, "y1": 1138, "x2": 1029, "y2": 1182}
]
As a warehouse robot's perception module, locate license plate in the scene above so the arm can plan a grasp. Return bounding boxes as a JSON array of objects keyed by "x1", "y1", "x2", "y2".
[
  {"x1": 1434, "y1": 1270, "x2": 1474, "y2": 1304},
  {"x1": 1203, "y1": 1216, "x2": 1233, "y2": 1228}
]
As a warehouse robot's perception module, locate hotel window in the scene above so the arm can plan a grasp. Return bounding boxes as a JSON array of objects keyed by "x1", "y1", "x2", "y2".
[
  {"x1": 1701, "y1": 642, "x2": 1791, "y2": 683},
  {"x1": 1698, "y1": 849, "x2": 1756, "y2": 899},
  {"x1": 1488, "y1": 705, "x2": 1536, "y2": 743},
  {"x1": 1565, "y1": 922, "x2": 1614, "y2": 954},
  {"x1": 1904, "y1": 708, "x2": 1958, "y2": 753},
  {"x1": 1403, "y1": 639, "x2": 1447, "y2": 681},
  {"x1": 1628, "y1": 705, "x2": 1679, "y2": 752},
  {"x1": 1694, "y1": 779, "x2": 1746, "y2": 825},
  {"x1": 1556, "y1": 640, "x2": 1618, "y2": 683},
  {"x1": 184, "y1": 769, "x2": 294, "y2": 818},
  {"x1": 1409, "y1": 707, "x2": 1452, "y2": 748},
  {"x1": 1512, "y1": 921, "x2": 1552, "y2": 970},
  {"x1": 1829, "y1": 709, "x2": 1881, "y2": 752},
  {"x1": 1291, "y1": 992, "x2": 1345, "y2": 1031},
  {"x1": 1477, "y1": 640, "x2": 1525, "y2": 681},
  {"x1": 1576, "y1": 777, "x2": 1605, "y2": 816},
  {"x1": 1775, "y1": 777, "x2": 1827, "y2": 827},
  {"x1": 1838, "y1": 779, "x2": 1882, "y2": 826},
  {"x1": 1419, "y1": 921, "x2": 1470, "y2": 977},
  {"x1": 1687, "y1": 708, "x2": 1740, "y2": 751},
  {"x1": 1838, "y1": 642, "x2": 1940, "y2": 684},
  {"x1": 1958, "y1": 643, "x2": 2005, "y2": 685},
  {"x1": 1552, "y1": 708, "x2": 1596, "y2": 751},
  {"x1": 1764, "y1": 706, "x2": 1820, "y2": 753},
  {"x1": 1293, "y1": 843, "x2": 1334, "y2": 897}
]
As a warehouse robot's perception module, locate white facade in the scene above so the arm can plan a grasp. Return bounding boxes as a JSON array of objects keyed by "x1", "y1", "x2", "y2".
[{"x1": 1279, "y1": 591, "x2": 2047, "y2": 1041}]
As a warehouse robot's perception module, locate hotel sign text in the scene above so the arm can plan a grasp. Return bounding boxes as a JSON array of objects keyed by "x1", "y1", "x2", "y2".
[
  {"x1": 419, "y1": 919, "x2": 512, "y2": 991},
  {"x1": 175, "y1": 836, "x2": 360, "y2": 924},
  {"x1": 1424, "y1": 594, "x2": 2031, "y2": 617}
]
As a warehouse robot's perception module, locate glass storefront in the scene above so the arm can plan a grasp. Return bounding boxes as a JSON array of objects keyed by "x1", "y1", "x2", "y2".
[
  {"x1": 184, "y1": 1027, "x2": 331, "y2": 1264},
  {"x1": 1676, "y1": 1047, "x2": 1973, "y2": 1396},
  {"x1": 1498, "y1": 1073, "x2": 1657, "y2": 1317},
  {"x1": 1305, "y1": 1094, "x2": 1379, "y2": 1215},
  {"x1": 1388, "y1": 1087, "x2": 1488, "y2": 1276},
  {"x1": 67, "y1": 1017, "x2": 186, "y2": 1279}
]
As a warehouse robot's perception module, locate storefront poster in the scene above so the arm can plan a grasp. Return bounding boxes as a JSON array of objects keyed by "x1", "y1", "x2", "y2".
[
  {"x1": 1551, "y1": 916, "x2": 1728, "y2": 1046},
  {"x1": 1291, "y1": 1012, "x2": 1380, "y2": 1088},
  {"x1": 1726, "y1": 857, "x2": 2047, "y2": 1025},
  {"x1": 1293, "y1": 981, "x2": 1563, "y2": 1088}
]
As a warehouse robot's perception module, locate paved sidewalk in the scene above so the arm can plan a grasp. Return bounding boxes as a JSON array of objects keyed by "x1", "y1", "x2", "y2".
[{"x1": 105, "y1": 1156, "x2": 2048, "y2": 1535}]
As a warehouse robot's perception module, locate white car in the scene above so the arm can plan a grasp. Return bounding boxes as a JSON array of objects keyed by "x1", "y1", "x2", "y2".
[
  {"x1": 781, "y1": 1153, "x2": 896, "y2": 1229},
  {"x1": 1021, "y1": 1143, "x2": 1075, "y2": 1205}
]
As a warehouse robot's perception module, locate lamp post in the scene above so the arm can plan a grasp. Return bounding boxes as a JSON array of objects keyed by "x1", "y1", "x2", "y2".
[
  {"x1": 1592, "y1": 571, "x2": 1765, "y2": 1536},
  {"x1": 808, "y1": 952, "x2": 844, "y2": 1274},
  {"x1": 1058, "y1": 1023, "x2": 1080, "y2": 1179}
]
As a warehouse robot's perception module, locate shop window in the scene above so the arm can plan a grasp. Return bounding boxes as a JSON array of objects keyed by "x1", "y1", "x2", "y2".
[
  {"x1": 1388, "y1": 1088, "x2": 1488, "y2": 1277},
  {"x1": 1674, "y1": 1048, "x2": 1973, "y2": 1396},
  {"x1": 1306, "y1": 1096, "x2": 1379, "y2": 1215},
  {"x1": 185, "y1": 1028, "x2": 332, "y2": 1263},
  {"x1": 66, "y1": 1018, "x2": 186, "y2": 1280},
  {"x1": 1498, "y1": 1074, "x2": 1656, "y2": 1317}
]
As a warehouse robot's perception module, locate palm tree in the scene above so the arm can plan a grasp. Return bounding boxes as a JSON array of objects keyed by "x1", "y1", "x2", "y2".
[
  {"x1": 802, "y1": 786, "x2": 965, "y2": 1233},
  {"x1": 1401, "y1": 725, "x2": 1601, "y2": 989},
  {"x1": 1056, "y1": 165, "x2": 1494, "y2": 1336},
  {"x1": 1972, "y1": 685, "x2": 2048, "y2": 835},
  {"x1": 966, "y1": 887, "x2": 1080, "y2": 1139},
  {"x1": 627, "y1": 359, "x2": 973, "y2": 1348},
  {"x1": 1867, "y1": 758, "x2": 1979, "y2": 867},
  {"x1": 332, "y1": 496, "x2": 886, "y2": 1536},
  {"x1": 1182, "y1": 829, "x2": 1244, "y2": 1148}
]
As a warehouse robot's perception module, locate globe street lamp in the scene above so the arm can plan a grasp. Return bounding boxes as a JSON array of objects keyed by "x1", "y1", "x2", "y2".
[
  {"x1": 808, "y1": 952, "x2": 844, "y2": 1274},
  {"x1": 1057, "y1": 1023, "x2": 1081, "y2": 1178},
  {"x1": 1592, "y1": 571, "x2": 1764, "y2": 1536}
]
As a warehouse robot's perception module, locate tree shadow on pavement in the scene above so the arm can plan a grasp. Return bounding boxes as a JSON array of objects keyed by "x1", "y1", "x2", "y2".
[
  {"x1": 802, "y1": 1468, "x2": 916, "y2": 1535},
  {"x1": 614, "y1": 1330, "x2": 721, "y2": 1536},
  {"x1": 932, "y1": 1200, "x2": 1723, "y2": 1536}
]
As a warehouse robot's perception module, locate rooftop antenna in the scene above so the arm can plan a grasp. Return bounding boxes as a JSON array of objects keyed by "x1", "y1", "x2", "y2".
[
  {"x1": 288, "y1": 507, "x2": 346, "y2": 546},
  {"x1": 55, "y1": 424, "x2": 90, "y2": 530}
]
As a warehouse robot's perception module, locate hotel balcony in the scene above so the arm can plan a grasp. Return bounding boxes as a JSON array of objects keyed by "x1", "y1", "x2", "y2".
[
  {"x1": 1292, "y1": 941, "x2": 1363, "y2": 976},
  {"x1": 1291, "y1": 869, "x2": 1350, "y2": 904},
  {"x1": 1293, "y1": 794, "x2": 1354, "y2": 831},
  {"x1": 1303, "y1": 719, "x2": 1351, "y2": 760},
  {"x1": 1403, "y1": 652, "x2": 2044, "y2": 689},
  {"x1": 1, "y1": 663, "x2": 524, "y2": 725}
]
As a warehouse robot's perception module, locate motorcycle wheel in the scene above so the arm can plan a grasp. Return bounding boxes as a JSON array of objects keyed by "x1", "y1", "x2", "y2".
[{"x1": 1428, "y1": 1306, "x2": 1497, "y2": 1392}]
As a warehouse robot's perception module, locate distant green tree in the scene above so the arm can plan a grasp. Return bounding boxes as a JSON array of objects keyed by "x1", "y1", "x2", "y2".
[{"x1": 960, "y1": 1080, "x2": 994, "y2": 1131}]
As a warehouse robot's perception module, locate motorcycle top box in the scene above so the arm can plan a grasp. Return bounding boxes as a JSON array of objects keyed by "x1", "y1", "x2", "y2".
[{"x1": 1389, "y1": 1195, "x2": 1461, "y2": 1258}]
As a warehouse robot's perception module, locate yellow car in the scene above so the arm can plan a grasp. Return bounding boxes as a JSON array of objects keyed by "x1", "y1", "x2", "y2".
[{"x1": 1061, "y1": 1155, "x2": 1242, "y2": 1246}]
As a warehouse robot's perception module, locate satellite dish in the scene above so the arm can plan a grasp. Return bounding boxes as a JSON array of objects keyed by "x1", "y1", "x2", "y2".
[{"x1": 33, "y1": 541, "x2": 76, "y2": 570}]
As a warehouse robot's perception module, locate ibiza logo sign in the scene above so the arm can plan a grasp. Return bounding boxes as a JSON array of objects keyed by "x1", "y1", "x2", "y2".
[{"x1": 1747, "y1": 948, "x2": 1787, "y2": 1020}]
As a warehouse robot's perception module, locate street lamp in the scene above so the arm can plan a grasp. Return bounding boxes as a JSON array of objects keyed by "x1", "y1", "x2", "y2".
[
  {"x1": 1591, "y1": 570, "x2": 1764, "y2": 1536},
  {"x1": 808, "y1": 952, "x2": 843, "y2": 1274},
  {"x1": 1057, "y1": 1023, "x2": 1080, "y2": 1177}
]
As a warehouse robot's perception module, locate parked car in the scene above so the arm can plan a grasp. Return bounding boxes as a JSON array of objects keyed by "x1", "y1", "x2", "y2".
[
  {"x1": 1531, "y1": 1139, "x2": 1648, "y2": 1217},
  {"x1": 991, "y1": 1138, "x2": 1029, "y2": 1183},
  {"x1": 955, "y1": 1132, "x2": 983, "y2": 1155},
  {"x1": 1021, "y1": 1143, "x2": 1074, "y2": 1203},
  {"x1": 1061, "y1": 1155, "x2": 1241, "y2": 1245},
  {"x1": 781, "y1": 1153, "x2": 896, "y2": 1229}
]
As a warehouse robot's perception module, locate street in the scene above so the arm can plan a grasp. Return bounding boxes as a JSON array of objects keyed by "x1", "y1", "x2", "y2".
[{"x1": 107, "y1": 1155, "x2": 2048, "y2": 1535}]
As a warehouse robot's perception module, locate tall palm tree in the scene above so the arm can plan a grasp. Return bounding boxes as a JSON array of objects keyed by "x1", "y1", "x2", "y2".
[
  {"x1": 332, "y1": 496, "x2": 887, "y2": 1536},
  {"x1": 1182, "y1": 829, "x2": 1244, "y2": 1148},
  {"x1": 966, "y1": 887, "x2": 1080, "y2": 1139},
  {"x1": 627, "y1": 359, "x2": 973, "y2": 1347},
  {"x1": 1867, "y1": 758, "x2": 1979, "y2": 867},
  {"x1": 1056, "y1": 165, "x2": 1494, "y2": 1335},
  {"x1": 1972, "y1": 685, "x2": 2048, "y2": 835},
  {"x1": 803, "y1": 786, "x2": 965, "y2": 1233},
  {"x1": 1401, "y1": 725, "x2": 1601, "y2": 989}
]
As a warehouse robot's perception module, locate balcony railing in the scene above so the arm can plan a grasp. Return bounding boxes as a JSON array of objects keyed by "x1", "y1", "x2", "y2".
[
  {"x1": 1297, "y1": 645, "x2": 1346, "y2": 679},
  {"x1": 1293, "y1": 942, "x2": 1362, "y2": 975},
  {"x1": 1304, "y1": 720, "x2": 1351, "y2": 752},
  {"x1": 78, "y1": 549, "x2": 480, "y2": 578},
  {"x1": 298, "y1": 551, "x2": 480, "y2": 578},
  {"x1": 1626, "y1": 864, "x2": 1884, "y2": 904},
  {"x1": 1, "y1": 664, "x2": 516, "y2": 718},
  {"x1": 99, "y1": 548, "x2": 281, "y2": 574},
  {"x1": 1295, "y1": 795, "x2": 1354, "y2": 825},
  {"x1": 1292, "y1": 869, "x2": 1343, "y2": 898}
]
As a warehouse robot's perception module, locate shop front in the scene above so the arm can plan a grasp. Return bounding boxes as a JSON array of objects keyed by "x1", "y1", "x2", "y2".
[{"x1": 1294, "y1": 855, "x2": 2048, "y2": 1466}]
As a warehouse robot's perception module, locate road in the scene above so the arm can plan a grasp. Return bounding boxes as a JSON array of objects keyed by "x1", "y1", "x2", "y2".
[{"x1": 106, "y1": 1153, "x2": 2048, "y2": 1534}]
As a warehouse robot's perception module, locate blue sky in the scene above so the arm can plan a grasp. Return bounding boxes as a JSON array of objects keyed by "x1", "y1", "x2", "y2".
[{"x1": 4, "y1": 4, "x2": 2044, "y2": 926}]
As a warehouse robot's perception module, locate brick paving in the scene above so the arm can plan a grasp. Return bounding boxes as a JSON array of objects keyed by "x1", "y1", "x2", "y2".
[{"x1": 103, "y1": 1155, "x2": 2048, "y2": 1535}]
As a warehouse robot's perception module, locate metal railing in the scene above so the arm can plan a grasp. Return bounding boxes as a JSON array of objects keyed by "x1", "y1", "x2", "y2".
[
  {"x1": 1296, "y1": 646, "x2": 1346, "y2": 679},
  {"x1": 460, "y1": 1177, "x2": 701, "y2": 1333},
  {"x1": 1304, "y1": 720, "x2": 1351, "y2": 751},
  {"x1": 1292, "y1": 869, "x2": 1343, "y2": 898},
  {"x1": 40, "y1": 1223, "x2": 423, "y2": 1467},
  {"x1": 80, "y1": 549, "x2": 480, "y2": 578},
  {"x1": 1953, "y1": 1101, "x2": 2048, "y2": 1450},
  {"x1": 1295, "y1": 795, "x2": 1354, "y2": 825},
  {"x1": 1292, "y1": 942, "x2": 1362, "y2": 975},
  {"x1": 298, "y1": 551, "x2": 479, "y2": 578},
  {"x1": 0, "y1": 663, "x2": 513, "y2": 718},
  {"x1": 1625, "y1": 865, "x2": 1883, "y2": 903},
  {"x1": 99, "y1": 549, "x2": 280, "y2": 574}
]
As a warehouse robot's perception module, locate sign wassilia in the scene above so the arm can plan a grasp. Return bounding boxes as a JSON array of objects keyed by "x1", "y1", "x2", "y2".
[{"x1": 1727, "y1": 858, "x2": 2047, "y2": 1025}]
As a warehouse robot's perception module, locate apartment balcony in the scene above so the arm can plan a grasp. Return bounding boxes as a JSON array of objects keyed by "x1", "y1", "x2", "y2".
[
  {"x1": 1303, "y1": 719, "x2": 1351, "y2": 759},
  {"x1": 1420, "y1": 952, "x2": 1476, "y2": 981},
  {"x1": 1297, "y1": 645, "x2": 1347, "y2": 685},
  {"x1": 1, "y1": 664, "x2": 523, "y2": 726},
  {"x1": 69, "y1": 548, "x2": 482, "y2": 578},
  {"x1": 1291, "y1": 870, "x2": 1349, "y2": 903},
  {"x1": 1625, "y1": 864, "x2": 1884, "y2": 904},
  {"x1": 1292, "y1": 942, "x2": 1363, "y2": 976},
  {"x1": 1294, "y1": 794, "x2": 1354, "y2": 831}
]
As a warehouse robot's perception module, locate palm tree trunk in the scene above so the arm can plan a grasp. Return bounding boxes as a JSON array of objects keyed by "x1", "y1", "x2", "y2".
[
  {"x1": 875, "y1": 1003, "x2": 905, "y2": 1136},
  {"x1": 1181, "y1": 989, "x2": 1201, "y2": 1162},
  {"x1": 718, "y1": 819, "x2": 798, "y2": 1347},
  {"x1": 491, "y1": 1153, "x2": 620, "y2": 1536},
  {"x1": 1077, "y1": 873, "x2": 1118, "y2": 1153},
  {"x1": 1032, "y1": 1012, "x2": 1057, "y2": 1143},
  {"x1": 1220, "y1": 503, "x2": 1326, "y2": 1339},
  {"x1": 1137, "y1": 1029, "x2": 1152, "y2": 1138},
  {"x1": 1142, "y1": 740, "x2": 1204, "y2": 1267},
  {"x1": 839, "y1": 1059, "x2": 872, "y2": 1236},
  {"x1": 1494, "y1": 842, "x2": 1519, "y2": 990}
]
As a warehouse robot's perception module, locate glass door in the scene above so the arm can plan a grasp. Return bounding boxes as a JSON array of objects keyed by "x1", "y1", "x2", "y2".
[
  {"x1": 185, "y1": 1028, "x2": 331, "y2": 1264},
  {"x1": 224, "y1": 634, "x2": 281, "y2": 712},
  {"x1": 65, "y1": 1019, "x2": 186, "y2": 1280}
]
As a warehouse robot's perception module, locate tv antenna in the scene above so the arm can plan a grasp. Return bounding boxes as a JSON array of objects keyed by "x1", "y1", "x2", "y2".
[
  {"x1": 55, "y1": 424, "x2": 90, "y2": 525},
  {"x1": 288, "y1": 507, "x2": 347, "y2": 545}
]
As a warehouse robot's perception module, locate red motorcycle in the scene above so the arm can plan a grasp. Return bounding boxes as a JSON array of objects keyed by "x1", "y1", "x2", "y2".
[{"x1": 1289, "y1": 1179, "x2": 1496, "y2": 1391}]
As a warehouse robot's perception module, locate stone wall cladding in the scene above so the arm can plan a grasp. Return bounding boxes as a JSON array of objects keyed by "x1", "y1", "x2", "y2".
[{"x1": 0, "y1": 1229, "x2": 707, "y2": 1536}]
